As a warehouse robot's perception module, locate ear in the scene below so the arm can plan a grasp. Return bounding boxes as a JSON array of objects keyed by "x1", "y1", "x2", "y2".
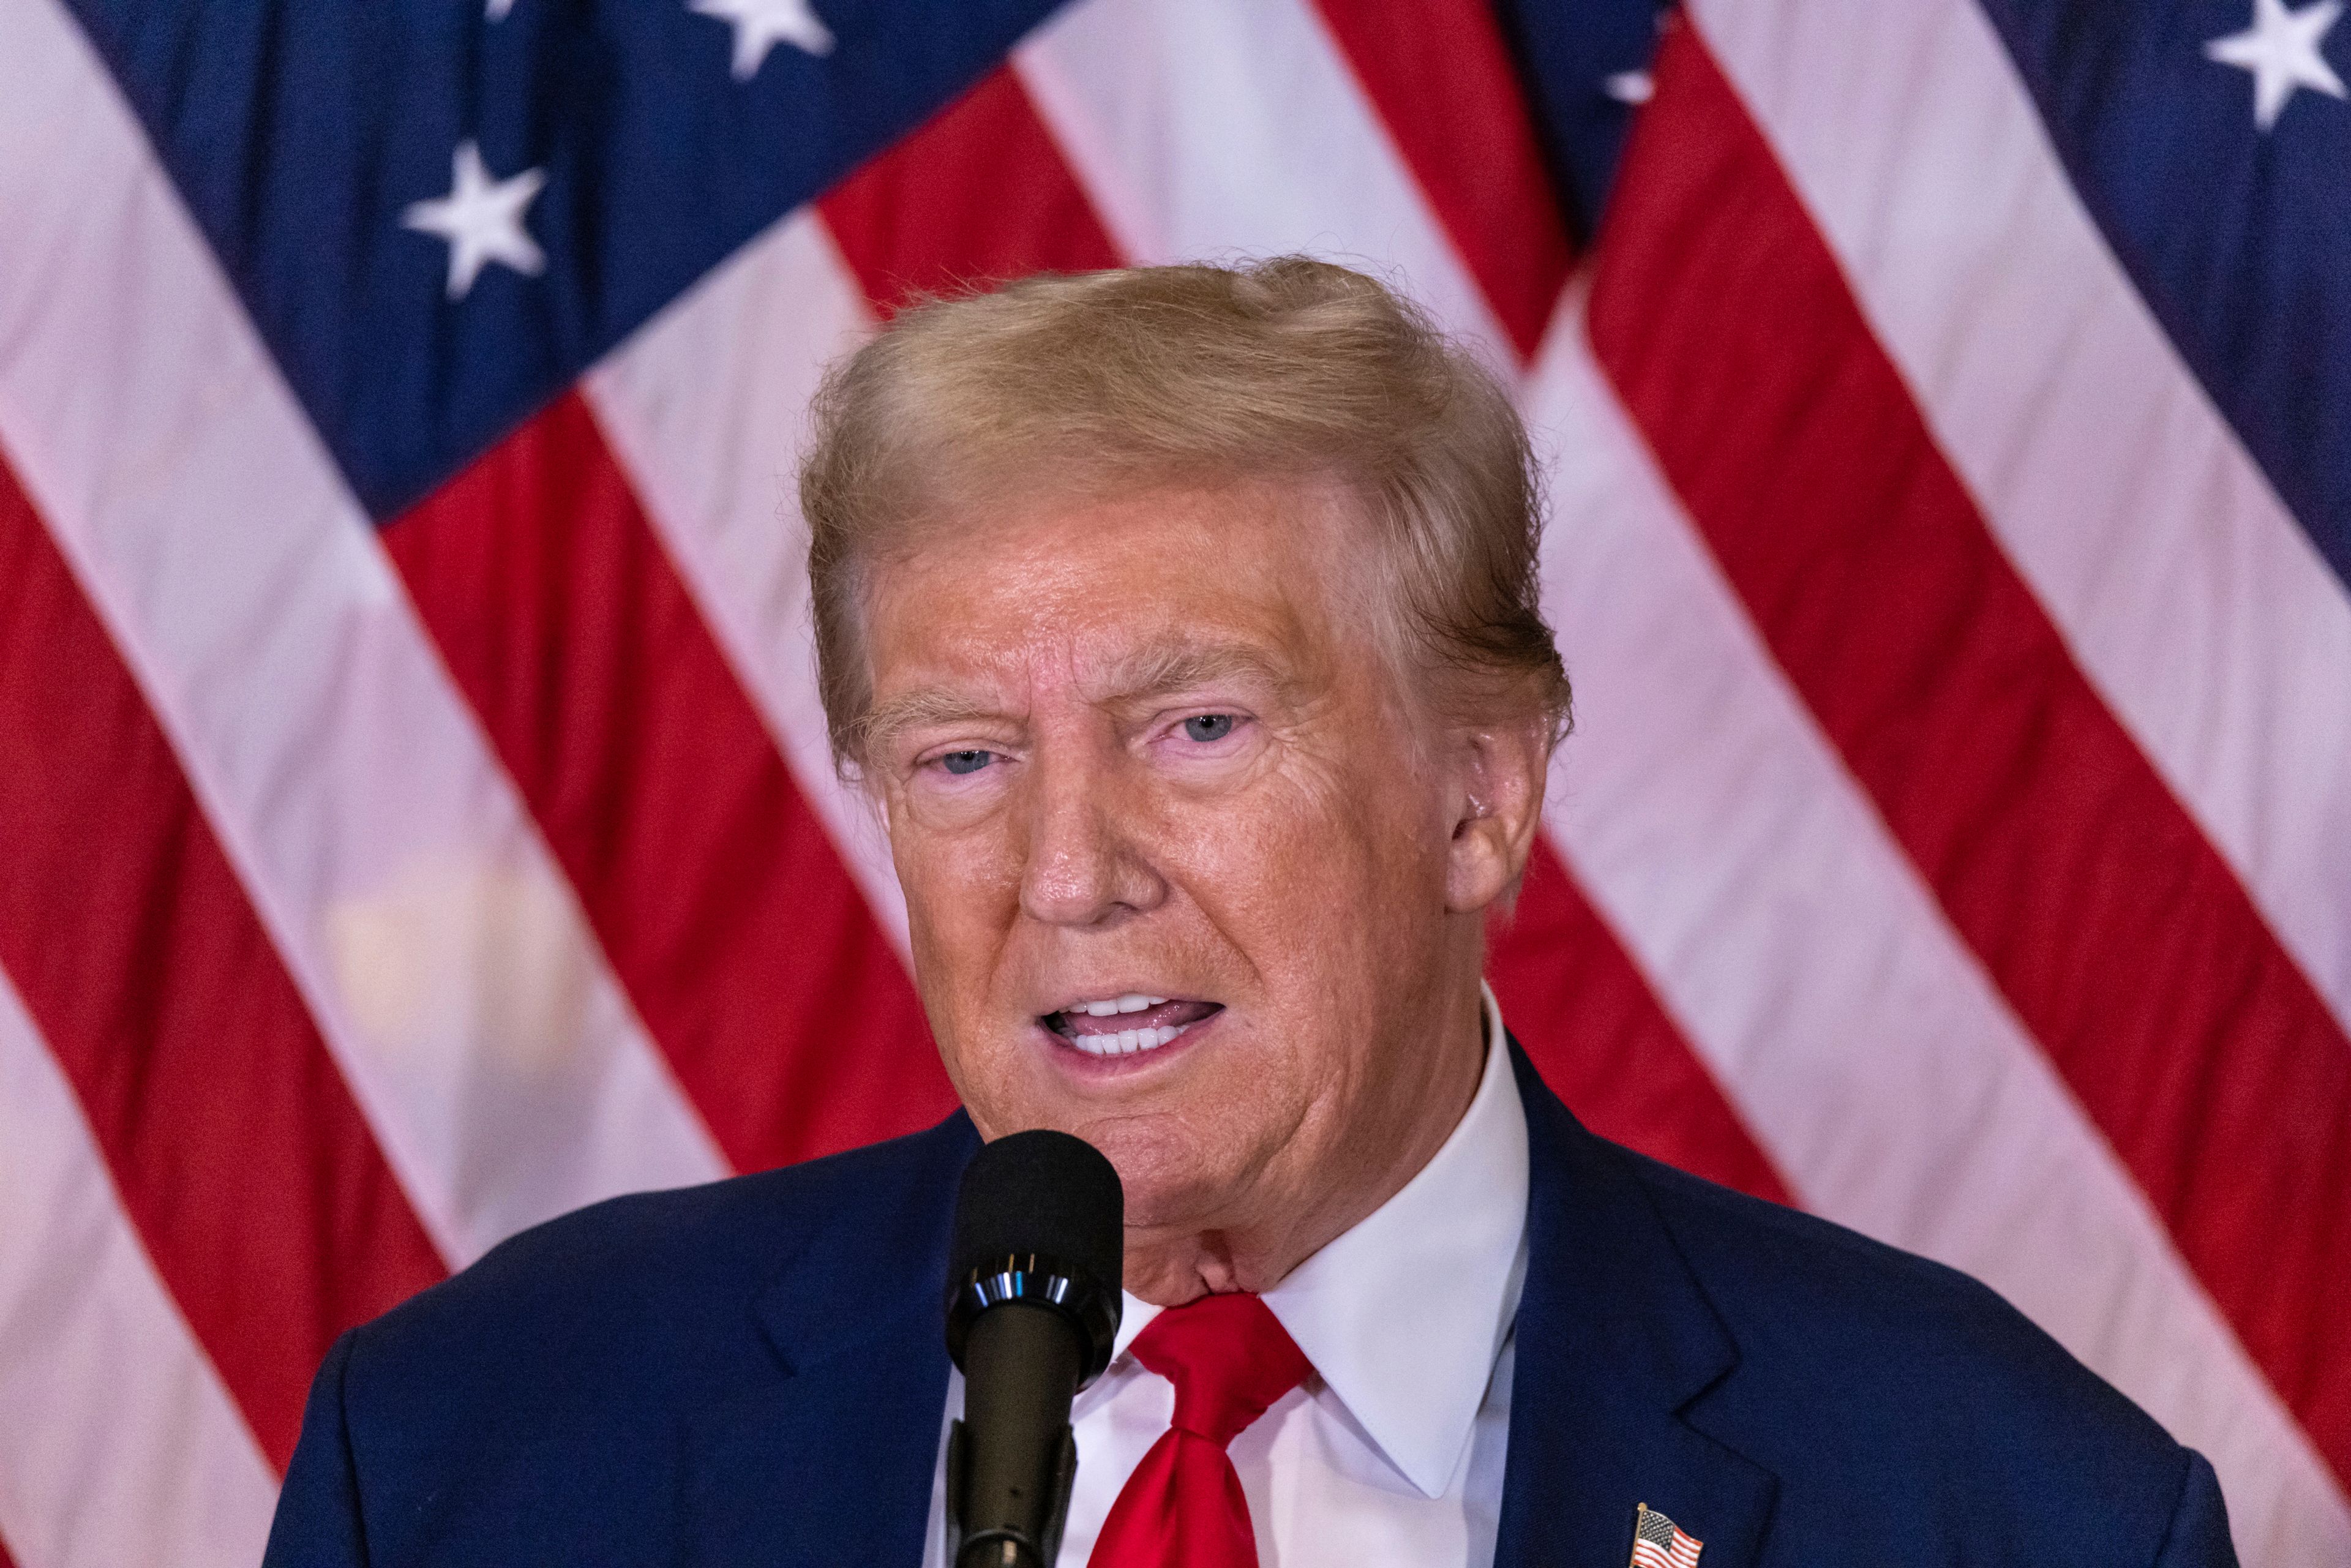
[{"x1": 1443, "y1": 717, "x2": 1551, "y2": 915}]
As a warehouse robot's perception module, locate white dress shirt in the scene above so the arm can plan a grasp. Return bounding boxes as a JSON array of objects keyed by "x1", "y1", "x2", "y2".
[{"x1": 923, "y1": 986, "x2": 1531, "y2": 1567}]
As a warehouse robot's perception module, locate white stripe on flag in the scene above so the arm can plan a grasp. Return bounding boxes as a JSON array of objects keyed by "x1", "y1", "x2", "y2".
[
  {"x1": 0, "y1": 967, "x2": 280, "y2": 1568},
  {"x1": 1526, "y1": 295, "x2": 2351, "y2": 1566},
  {"x1": 583, "y1": 210, "x2": 909, "y2": 955},
  {"x1": 0, "y1": 0, "x2": 728, "y2": 1266},
  {"x1": 1692, "y1": 0, "x2": 2351, "y2": 1040},
  {"x1": 1016, "y1": 0, "x2": 1517, "y2": 372}
]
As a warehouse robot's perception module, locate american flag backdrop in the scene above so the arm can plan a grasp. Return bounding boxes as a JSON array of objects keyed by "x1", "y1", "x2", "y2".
[{"x1": 0, "y1": 0, "x2": 2345, "y2": 1562}]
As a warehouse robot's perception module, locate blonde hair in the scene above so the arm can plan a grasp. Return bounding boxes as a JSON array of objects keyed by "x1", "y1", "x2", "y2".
[{"x1": 798, "y1": 257, "x2": 1570, "y2": 770}]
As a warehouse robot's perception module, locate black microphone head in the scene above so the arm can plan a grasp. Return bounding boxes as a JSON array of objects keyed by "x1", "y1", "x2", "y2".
[
  {"x1": 951, "y1": 1130, "x2": 1123, "y2": 1289},
  {"x1": 945, "y1": 1129, "x2": 1123, "y2": 1382}
]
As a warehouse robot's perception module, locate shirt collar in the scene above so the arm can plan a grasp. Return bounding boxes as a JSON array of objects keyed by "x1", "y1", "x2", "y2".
[
  {"x1": 1097, "y1": 988, "x2": 1531, "y2": 1498},
  {"x1": 1262, "y1": 983, "x2": 1528, "y2": 1496}
]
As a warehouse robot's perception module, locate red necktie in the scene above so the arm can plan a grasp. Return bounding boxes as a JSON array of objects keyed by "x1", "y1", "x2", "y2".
[{"x1": 1086, "y1": 1293, "x2": 1313, "y2": 1568}]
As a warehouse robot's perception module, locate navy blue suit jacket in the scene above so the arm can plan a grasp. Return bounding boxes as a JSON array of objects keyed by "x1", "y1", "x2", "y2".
[{"x1": 264, "y1": 1047, "x2": 2235, "y2": 1566}]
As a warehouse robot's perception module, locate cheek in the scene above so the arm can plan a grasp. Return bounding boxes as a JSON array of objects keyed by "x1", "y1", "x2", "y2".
[
  {"x1": 888, "y1": 809, "x2": 1022, "y2": 1040},
  {"x1": 1158, "y1": 750, "x2": 1438, "y2": 991},
  {"x1": 890, "y1": 784, "x2": 1018, "y2": 910}
]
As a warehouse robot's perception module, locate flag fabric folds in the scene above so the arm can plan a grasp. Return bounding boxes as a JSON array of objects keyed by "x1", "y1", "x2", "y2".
[{"x1": 0, "y1": 1, "x2": 2345, "y2": 1564}]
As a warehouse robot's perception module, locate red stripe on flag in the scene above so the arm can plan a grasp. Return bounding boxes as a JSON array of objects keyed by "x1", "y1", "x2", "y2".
[
  {"x1": 383, "y1": 392, "x2": 954, "y2": 1172},
  {"x1": 1492, "y1": 837, "x2": 1793, "y2": 1204},
  {"x1": 1590, "y1": 23, "x2": 2351, "y2": 1482},
  {"x1": 0, "y1": 452, "x2": 446, "y2": 1470},
  {"x1": 820, "y1": 66, "x2": 1120, "y2": 314},
  {"x1": 1309, "y1": 0, "x2": 1575, "y2": 356}
]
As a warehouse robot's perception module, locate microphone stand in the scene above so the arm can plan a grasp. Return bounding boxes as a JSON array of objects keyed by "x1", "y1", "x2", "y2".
[
  {"x1": 942, "y1": 1131, "x2": 1122, "y2": 1567},
  {"x1": 943, "y1": 1257, "x2": 1112, "y2": 1567},
  {"x1": 942, "y1": 1304, "x2": 1081, "y2": 1566}
]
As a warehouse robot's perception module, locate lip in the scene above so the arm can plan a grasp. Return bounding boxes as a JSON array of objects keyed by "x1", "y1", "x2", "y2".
[{"x1": 1035, "y1": 1005, "x2": 1224, "y2": 1078}]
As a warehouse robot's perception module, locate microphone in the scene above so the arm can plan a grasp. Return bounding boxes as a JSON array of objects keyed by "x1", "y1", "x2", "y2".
[{"x1": 943, "y1": 1130, "x2": 1123, "y2": 1568}]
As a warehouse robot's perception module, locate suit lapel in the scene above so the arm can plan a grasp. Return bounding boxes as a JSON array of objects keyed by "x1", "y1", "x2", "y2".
[
  {"x1": 1495, "y1": 1046, "x2": 1778, "y2": 1568},
  {"x1": 666, "y1": 1055, "x2": 1780, "y2": 1566},
  {"x1": 680, "y1": 1114, "x2": 980, "y2": 1568}
]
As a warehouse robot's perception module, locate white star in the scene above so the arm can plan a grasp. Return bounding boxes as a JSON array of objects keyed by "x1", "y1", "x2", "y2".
[
  {"x1": 2206, "y1": 0, "x2": 2345, "y2": 130},
  {"x1": 1603, "y1": 69, "x2": 1654, "y2": 105},
  {"x1": 402, "y1": 141, "x2": 547, "y2": 300},
  {"x1": 689, "y1": 0, "x2": 834, "y2": 80},
  {"x1": 486, "y1": 0, "x2": 514, "y2": 18}
]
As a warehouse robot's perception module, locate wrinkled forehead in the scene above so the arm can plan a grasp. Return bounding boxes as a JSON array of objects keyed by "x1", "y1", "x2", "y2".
[{"x1": 856, "y1": 479, "x2": 1387, "y2": 730}]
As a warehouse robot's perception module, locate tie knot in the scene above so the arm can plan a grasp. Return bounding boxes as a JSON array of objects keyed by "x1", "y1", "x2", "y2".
[{"x1": 1127, "y1": 1293, "x2": 1311, "y2": 1448}]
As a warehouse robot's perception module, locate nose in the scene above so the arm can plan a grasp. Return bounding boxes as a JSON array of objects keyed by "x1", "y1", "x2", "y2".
[{"x1": 1016, "y1": 742, "x2": 1166, "y2": 928}]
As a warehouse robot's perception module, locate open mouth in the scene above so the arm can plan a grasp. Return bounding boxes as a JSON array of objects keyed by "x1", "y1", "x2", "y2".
[{"x1": 1041, "y1": 994, "x2": 1224, "y2": 1059}]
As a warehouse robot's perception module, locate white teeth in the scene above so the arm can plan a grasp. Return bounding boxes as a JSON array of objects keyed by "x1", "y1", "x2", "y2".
[
  {"x1": 1065, "y1": 1021, "x2": 1192, "y2": 1057},
  {"x1": 1068, "y1": 992, "x2": 1172, "y2": 1017}
]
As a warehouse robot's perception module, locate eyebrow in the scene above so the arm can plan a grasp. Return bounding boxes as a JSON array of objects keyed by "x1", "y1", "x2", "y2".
[
  {"x1": 855, "y1": 689, "x2": 1001, "y2": 757},
  {"x1": 1091, "y1": 640, "x2": 1300, "y2": 708},
  {"x1": 857, "y1": 639, "x2": 1302, "y2": 756}
]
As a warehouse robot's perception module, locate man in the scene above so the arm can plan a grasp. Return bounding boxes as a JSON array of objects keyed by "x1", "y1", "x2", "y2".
[{"x1": 264, "y1": 259, "x2": 2234, "y2": 1567}]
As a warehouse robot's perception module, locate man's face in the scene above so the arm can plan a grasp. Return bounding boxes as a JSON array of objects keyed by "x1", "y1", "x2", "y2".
[{"x1": 861, "y1": 480, "x2": 1493, "y2": 1293}]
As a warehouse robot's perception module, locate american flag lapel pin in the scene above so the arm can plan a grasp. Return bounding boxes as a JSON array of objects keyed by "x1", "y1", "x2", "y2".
[{"x1": 1630, "y1": 1502, "x2": 1704, "y2": 1568}]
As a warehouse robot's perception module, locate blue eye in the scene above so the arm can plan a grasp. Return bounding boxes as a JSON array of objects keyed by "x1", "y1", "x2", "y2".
[
  {"x1": 1181, "y1": 714, "x2": 1237, "y2": 743},
  {"x1": 940, "y1": 749, "x2": 994, "y2": 776}
]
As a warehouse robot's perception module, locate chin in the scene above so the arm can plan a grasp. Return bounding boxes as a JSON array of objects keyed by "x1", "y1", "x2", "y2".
[{"x1": 1075, "y1": 1112, "x2": 1262, "y2": 1233}]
